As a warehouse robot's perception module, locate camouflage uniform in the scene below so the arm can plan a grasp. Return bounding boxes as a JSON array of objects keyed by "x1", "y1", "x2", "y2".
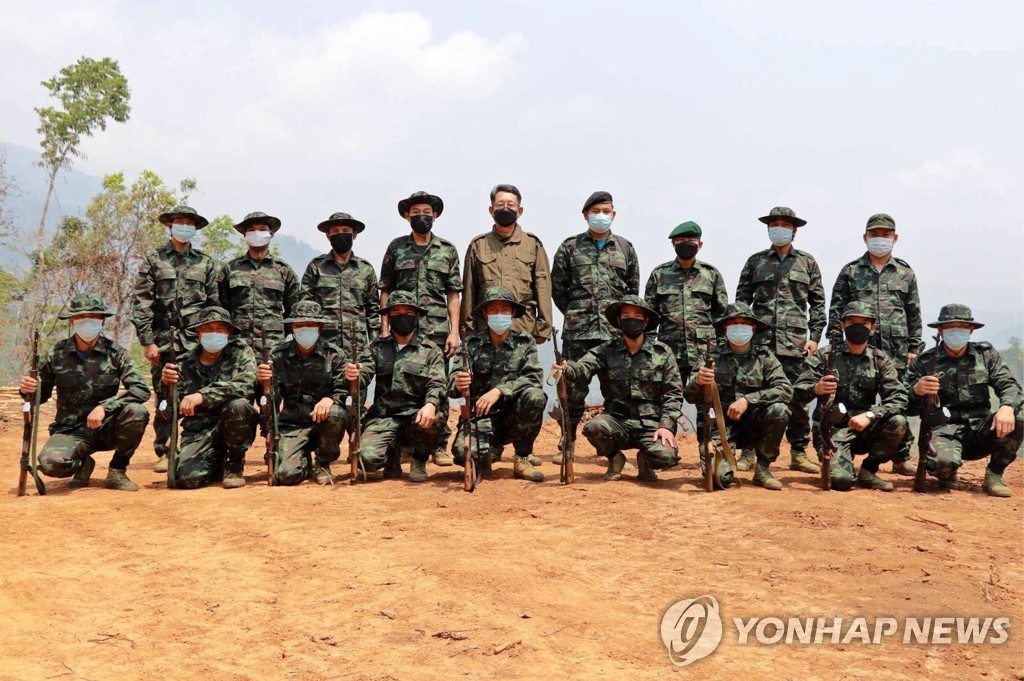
[
  {"x1": 379, "y1": 234, "x2": 462, "y2": 344},
  {"x1": 224, "y1": 254, "x2": 302, "y2": 358},
  {"x1": 302, "y1": 253, "x2": 380, "y2": 354}
]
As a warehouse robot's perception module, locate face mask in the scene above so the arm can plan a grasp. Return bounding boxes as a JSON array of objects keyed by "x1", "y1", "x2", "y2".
[
  {"x1": 768, "y1": 227, "x2": 792, "y2": 247},
  {"x1": 390, "y1": 314, "x2": 417, "y2": 336},
  {"x1": 200, "y1": 332, "x2": 229, "y2": 353},
  {"x1": 674, "y1": 242, "x2": 699, "y2": 260},
  {"x1": 293, "y1": 328, "x2": 320, "y2": 349},
  {"x1": 73, "y1": 319, "x2": 103, "y2": 342},
  {"x1": 487, "y1": 313, "x2": 514, "y2": 334},
  {"x1": 725, "y1": 324, "x2": 754, "y2": 346},
  {"x1": 587, "y1": 213, "x2": 613, "y2": 234},
  {"x1": 171, "y1": 224, "x2": 197, "y2": 243},
  {"x1": 942, "y1": 328, "x2": 971, "y2": 351},
  {"x1": 410, "y1": 215, "x2": 433, "y2": 235},
  {"x1": 844, "y1": 323, "x2": 872, "y2": 345},
  {"x1": 866, "y1": 237, "x2": 894, "y2": 257},
  {"x1": 244, "y1": 230, "x2": 273, "y2": 248},
  {"x1": 618, "y1": 318, "x2": 645, "y2": 339},
  {"x1": 329, "y1": 233, "x2": 353, "y2": 255},
  {"x1": 493, "y1": 208, "x2": 518, "y2": 227}
]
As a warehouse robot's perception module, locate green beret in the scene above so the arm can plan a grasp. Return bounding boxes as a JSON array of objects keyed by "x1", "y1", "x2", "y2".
[{"x1": 668, "y1": 221, "x2": 702, "y2": 239}]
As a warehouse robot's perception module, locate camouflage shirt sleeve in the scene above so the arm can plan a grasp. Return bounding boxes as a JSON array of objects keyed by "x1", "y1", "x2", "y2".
[
  {"x1": 792, "y1": 349, "x2": 826, "y2": 407},
  {"x1": 328, "y1": 349, "x2": 349, "y2": 406},
  {"x1": 746, "y1": 352, "x2": 793, "y2": 406},
  {"x1": 282, "y1": 262, "x2": 303, "y2": 320},
  {"x1": 206, "y1": 258, "x2": 225, "y2": 308},
  {"x1": 986, "y1": 347, "x2": 1024, "y2": 412},
  {"x1": 643, "y1": 270, "x2": 660, "y2": 341},
  {"x1": 131, "y1": 255, "x2": 157, "y2": 346},
  {"x1": 872, "y1": 352, "x2": 908, "y2": 420},
  {"x1": 550, "y1": 241, "x2": 571, "y2": 314},
  {"x1": 300, "y1": 259, "x2": 319, "y2": 300},
  {"x1": 735, "y1": 255, "x2": 755, "y2": 306},
  {"x1": 626, "y1": 241, "x2": 640, "y2": 296},
  {"x1": 495, "y1": 339, "x2": 544, "y2": 397},
  {"x1": 807, "y1": 257, "x2": 826, "y2": 344},
  {"x1": 99, "y1": 345, "x2": 151, "y2": 412},
  {"x1": 364, "y1": 264, "x2": 382, "y2": 337},
  {"x1": 35, "y1": 344, "x2": 57, "y2": 405},
  {"x1": 424, "y1": 345, "x2": 448, "y2": 412},
  {"x1": 905, "y1": 270, "x2": 925, "y2": 355},
  {"x1": 445, "y1": 244, "x2": 463, "y2": 293},
  {"x1": 196, "y1": 342, "x2": 256, "y2": 410},
  {"x1": 826, "y1": 266, "x2": 851, "y2": 341},
  {"x1": 565, "y1": 343, "x2": 606, "y2": 384},
  {"x1": 682, "y1": 350, "x2": 707, "y2": 403},
  {"x1": 379, "y1": 241, "x2": 396, "y2": 292},
  {"x1": 658, "y1": 350, "x2": 685, "y2": 430},
  {"x1": 904, "y1": 353, "x2": 929, "y2": 416}
]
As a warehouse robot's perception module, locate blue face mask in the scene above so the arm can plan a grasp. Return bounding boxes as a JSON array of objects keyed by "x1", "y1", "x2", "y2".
[
  {"x1": 73, "y1": 318, "x2": 103, "y2": 342},
  {"x1": 487, "y1": 313, "x2": 514, "y2": 334},
  {"x1": 866, "y1": 236, "x2": 894, "y2": 257},
  {"x1": 200, "y1": 332, "x2": 229, "y2": 353},
  {"x1": 942, "y1": 328, "x2": 971, "y2": 351},
  {"x1": 725, "y1": 324, "x2": 755, "y2": 346},
  {"x1": 171, "y1": 224, "x2": 197, "y2": 243},
  {"x1": 768, "y1": 226, "x2": 793, "y2": 247},
  {"x1": 293, "y1": 328, "x2": 320, "y2": 349},
  {"x1": 587, "y1": 213, "x2": 613, "y2": 234}
]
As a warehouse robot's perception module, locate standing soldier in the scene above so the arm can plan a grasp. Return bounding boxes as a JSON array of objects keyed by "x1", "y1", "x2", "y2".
[
  {"x1": 827, "y1": 213, "x2": 923, "y2": 476},
  {"x1": 132, "y1": 204, "x2": 224, "y2": 473},
  {"x1": 18, "y1": 294, "x2": 150, "y2": 491},
  {"x1": 301, "y1": 211, "x2": 381, "y2": 355},
  {"x1": 550, "y1": 190, "x2": 640, "y2": 464},
  {"x1": 460, "y1": 184, "x2": 553, "y2": 343},
  {"x1": 223, "y1": 211, "x2": 302, "y2": 358},
  {"x1": 736, "y1": 206, "x2": 825, "y2": 476},
  {"x1": 380, "y1": 191, "x2": 462, "y2": 466},
  {"x1": 450, "y1": 287, "x2": 546, "y2": 481}
]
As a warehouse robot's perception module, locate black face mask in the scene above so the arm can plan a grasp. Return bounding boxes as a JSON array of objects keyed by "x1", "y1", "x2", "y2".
[
  {"x1": 410, "y1": 215, "x2": 433, "y2": 235},
  {"x1": 390, "y1": 314, "x2": 417, "y2": 336},
  {"x1": 619, "y1": 318, "x2": 646, "y2": 340},
  {"x1": 674, "y1": 242, "x2": 699, "y2": 260},
  {"x1": 493, "y1": 208, "x2": 518, "y2": 227},
  {"x1": 329, "y1": 233, "x2": 353, "y2": 255},
  {"x1": 844, "y1": 323, "x2": 872, "y2": 345}
]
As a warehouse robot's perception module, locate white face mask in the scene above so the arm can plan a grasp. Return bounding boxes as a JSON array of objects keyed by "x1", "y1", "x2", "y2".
[
  {"x1": 73, "y1": 318, "x2": 103, "y2": 342},
  {"x1": 171, "y1": 224, "x2": 197, "y2": 243},
  {"x1": 293, "y1": 328, "x2": 320, "y2": 349},
  {"x1": 244, "y1": 230, "x2": 273, "y2": 248},
  {"x1": 587, "y1": 213, "x2": 613, "y2": 234},
  {"x1": 768, "y1": 226, "x2": 793, "y2": 247},
  {"x1": 725, "y1": 324, "x2": 754, "y2": 346},
  {"x1": 866, "y1": 236, "x2": 894, "y2": 257},
  {"x1": 942, "y1": 328, "x2": 971, "y2": 351}
]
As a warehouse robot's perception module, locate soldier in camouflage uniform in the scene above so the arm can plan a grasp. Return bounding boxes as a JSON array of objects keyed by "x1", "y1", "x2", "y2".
[
  {"x1": 827, "y1": 213, "x2": 924, "y2": 476},
  {"x1": 132, "y1": 205, "x2": 224, "y2": 473},
  {"x1": 554, "y1": 296, "x2": 683, "y2": 482},
  {"x1": 551, "y1": 191, "x2": 640, "y2": 464},
  {"x1": 19, "y1": 294, "x2": 150, "y2": 491},
  {"x1": 907, "y1": 304, "x2": 1023, "y2": 497},
  {"x1": 345, "y1": 291, "x2": 447, "y2": 483},
  {"x1": 224, "y1": 211, "x2": 302, "y2": 358},
  {"x1": 735, "y1": 206, "x2": 825, "y2": 475},
  {"x1": 256, "y1": 301, "x2": 349, "y2": 485},
  {"x1": 460, "y1": 184, "x2": 553, "y2": 342},
  {"x1": 685, "y1": 303, "x2": 794, "y2": 490},
  {"x1": 793, "y1": 302, "x2": 909, "y2": 491},
  {"x1": 450, "y1": 287, "x2": 546, "y2": 481},
  {"x1": 161, "y1": 307, "x2": 259, "y2": 489},
  {"x1": 301, "y1": 212, "x2": 381, "y2": 356},
  {"x1": 379, "y1": 191, "x2": 462, "y2": 466}
]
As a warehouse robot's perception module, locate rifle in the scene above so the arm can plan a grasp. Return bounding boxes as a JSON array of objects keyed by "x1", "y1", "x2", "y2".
[
  {"x1": 348, "y1": 317, "x2": 365, "y2": 484},
  {"x1": 18, "y1": 330, "x2": 46, "y2": 496},
  {"x1": 260, "y1": 327, "x2": 278, "y2": 486},
  {"x1": 914, "y1": 334, "x2": 943, "y2": 493},
  {"x1": 551, "y1": 330, "x2": 574, "y2": 485},
  {"x1": 166, "y1": 326, "x2": 180, "y2": 489},
  {"x1": 704, "y1": 347, "x2": 741, "y2": 489},
  {"x1": 701, "y1": 340, "x2": 717, "y2": 492},
  {"x1": 818, "y1": 329, "x2": 842, "y2": 491},
  {"x1": 458, "y1": 343, "x2": 478, "y2": 492}
]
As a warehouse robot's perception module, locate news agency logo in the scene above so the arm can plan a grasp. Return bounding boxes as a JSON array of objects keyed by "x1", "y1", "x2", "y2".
[{"x1": 659, "y1": 596, "x2": 723, "y2": 667}]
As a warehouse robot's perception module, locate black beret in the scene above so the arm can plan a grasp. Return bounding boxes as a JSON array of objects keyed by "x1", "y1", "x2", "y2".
[{"x1": 582, "y1": 191, "x2": 614, "y2": 213}]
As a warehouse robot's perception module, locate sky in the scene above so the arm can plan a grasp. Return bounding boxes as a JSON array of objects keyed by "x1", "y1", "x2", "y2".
[{"x1": 2, "y1": 0, "x2": 1022, "y2": 341}]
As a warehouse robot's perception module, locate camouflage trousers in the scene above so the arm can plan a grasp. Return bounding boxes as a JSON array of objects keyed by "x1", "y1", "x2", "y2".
[
  {"x1": 827, "y1": 414, "x2": 908, "y2": 490},
  {"x1": 582, "y1": 413, "x2": 680, "y2": 469},
  {"x1": 722, "y1": 402, "x2": 791, "y2": 464},
  {"x1": 174, "y1": 398, "x2": 258, "y2": 489},
  {"x1": 778, "y1": 356, "x2": 811, "y2": 453},
  {"x1": 39, "y1": 403, "x2": 149, "y2": 477},
  {"x1": 272, "y1": 407, "x2": 349, "y2": 486},
  {"x1": 451, "y1": 387, "x2": 546, "y2": 463},
  {"x1": 563, "y1": 338, "x2": 606, "y2": 439},
  {"x1": 150, "y1": 351, "x2": 174, "y2": 456},
  {"x1": 927, "y1": 413, "x2": 1024, "y2": 480},
  {"x1": 359, "y1": 413, "x2": 444, "y2": 471},
  {"x1": 428, "y1": 332, "x2": 453, "y2": 455}
]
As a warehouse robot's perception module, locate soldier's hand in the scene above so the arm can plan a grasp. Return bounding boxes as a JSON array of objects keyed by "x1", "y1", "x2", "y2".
[
  {"x1": 907, "y1": 352, "x2": 918, "y2": 365},
  {"x1": 814, "y1": 375, "x2": 838, "y2": 396},
  {"x1": 695, "y1": 367, "x2": 716, "y2": 386},
  {"x1": 310, "y1": 397, "x2": 333, "y2": 423},
  {"x1": 344, "y1": 363, "x2": 361, "y2": 382},
  {"x1": 179, "y1": 393, "x2": 203, "y2": 416},
  {"x1": 161, "y1": 364, "x2": 179, "y2": 385},
  {"x1": 654, "y1": 427, "x2": 676, "y2": 446},
  {"x1": 144, "y1": 343, "x2": 161, "y2": 365},
  {"x1": 848, "y1": 413, "x2": 872, "y2": 432},
  {"x1": 415, "y1": 403, "x2": 437, "y2": 429},
  {"x1": 19, "y1": 375, "x2": 37, "y2": 395},
  {"x1": 550, "y1": 360, "x2": 568, "y2": 375},
  {"x1": 727, "y1": 397, "x2": 749, "y2": 420},
  {"x1": 445, "y1": 331, "x2": 460, "y2": 358},
  {"x1": 86, "y1": 405, "x2": 105, "y2": 429},
  {"x1": 803, "y1": 340, "x2": 818, "y2": 356},
  {"x1": 475, "y1": 388, "x2": 502, "y2": 416},
  {"x1": 992, "y1": 405, "x2": 1017, "y2": 438},
  {"x1": 454, "y1": 371, "x2": 472, "y2": 393},
  {"x1": 914, "y1": 375, "x2": 940, "y2": 397},
  {"x1": 255, "y1": 363, "x2": 273, "y2": 383}
]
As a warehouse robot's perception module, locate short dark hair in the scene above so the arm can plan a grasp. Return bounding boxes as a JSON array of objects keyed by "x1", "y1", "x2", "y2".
[{"x1": 490, "y1": 184, "x2": 522, "y2": 205}]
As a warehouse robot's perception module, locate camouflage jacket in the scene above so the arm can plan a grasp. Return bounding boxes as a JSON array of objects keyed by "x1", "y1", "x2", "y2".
[
  {"x1": 358, "y1": 335, "x2": 447, "y2": 418},
  {"x1": 448, "y1": 329, "x2": 543, "y2": 399},
  {"x1": 269, "y1": 338, "x2": 349, "y2": 428},
  {"x1": 379, "y1": 234, "x2": 462, "y2": 339},
  {"x1": 905, "y1": 342, "x2": 1023, "y2": 422},
  {"x1": 461, "y1": 225, "x2": 553, "y2": 339},
  {"x1": 827, "y1": 253, "x2": 925, "y2": 368},
  {"x1": 551, "y1": 232, "x2": 640, "y2": 341},
  {"x1": 224, "y1": 253, "x2": 303, "y2": 358},
  {"x1": 301, "y1": 252, "x2": 381, "y2": 354},
  {"x1": 793, "y1": 344, "x2": 907, "y2": 419},
  {"x1": 644, "y1": 259, "x2": 728, "y2": 369},
  {"x1": 735, "y1": 248, "x2": 826, "y2": 358},
  {"x1": 684, "y1": 346, "x2": 794, "y2": 408},
  {"x1": 131, "y1": 243, "x2": 225, "y2": 353},
  {"x1": 566, "y1": 336, "x2": 683, "y2": 430},
  {"x1": 35, "y1": 336, "x2": 151, "y2": 435},
  {"x1": 174, "y1": 338, "x2": 256, "y2": 426}
]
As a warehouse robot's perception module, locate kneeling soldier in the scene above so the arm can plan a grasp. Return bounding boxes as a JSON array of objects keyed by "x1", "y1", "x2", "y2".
[
  {"x1": 554, "y1": 295, "x2": 683, "y2": 482},
  {"x1": 794, "y1": 302, "x2": 908, "y2": 491},
  {"x1": 345, "y1": 291, "x2": 446, "y2": 482},
  {"x1": 450, "y1": 287, "x2": 546, "y2": 481},
  {"x1": 19, "y1": 294, "x2": 150, "y2": 490},
  {"x1": 161, "y1": 307, "x2": 259, "y2": 489},
  {"x1": 256, "y1": 301, "x2": 348, "y2": 485},
  {"x1": 686, "y1": 303, "x2": 793, "y2": 490}
]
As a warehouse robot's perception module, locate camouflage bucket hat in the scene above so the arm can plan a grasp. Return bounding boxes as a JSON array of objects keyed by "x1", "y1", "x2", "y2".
[
  {"x1": 603, "y1": 295, "x2": 661, "y2": 332},
  {"x1": 841, "y1": 301, "x2": 877, "y2": 322},
  {"x1": 234, "y1": 211, "x2": 282, "y2": 234},
  {"x1": 758, "y1": 206, "x2": 807, "y2": 228},
  {"x1": 158, "y1": 204, "x2": 210, "y2": 230},
  {"x1": 927, "y1": 303, "x2": 984, "y2": 329},
  {"x1": 58, "y1": 293, "x2": 115, "y2": 319},
  {"x1": 865, "y1": 213, "x2": 896, "y2": 231},
  {"x1": 186, "y1": 306, "x2": 239, "y2": 331},
  {"x1": 283, "y1": 300, "x2": 330, "y2": 325},
  {"x1": 317, "y1": 212, "x2": 365, "y2": 234},
  {"x1": 380, "y1": 290, "x2": 427, "y2": 316},
  {"x1": 397, "y1": 190, "x2": 444, "y2": 218},
  {"x1": 714, "y1": 302, "x2": 768, "y2": 332},
  {"x1": 474, "y1": 286, "x2": 526, "y2": 319}
]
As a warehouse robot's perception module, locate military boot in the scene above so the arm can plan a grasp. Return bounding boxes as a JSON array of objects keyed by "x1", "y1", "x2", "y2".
[
  {"x1": 153, "y1": 455, "x2": 169, "y2": 473},
  {"x1": 604, "y1": 451, "x2": 627, "y2": 481},
  {"x1": 936, "y1": 471, "x2": 959, "y2": 490},
  {"x1": 891, "y1": 458, "x2": 917, "y2": 476},
  {"x1": 857, "y1": 467, "x2": 894, "y2": 492},
  {"x1": 223, "y1": 468, "x2": 247, "y2": 489},
  {"x1": 69, "y1": 456, "x2": 96, "y2": 488},
  {"x1": 104, "y1": 468, "x2": 140, "y2": 491},
  {"x1": 513, "y1": 456, "x2": 545, "y2": 482},
  {"x1": 409, "y1": 459, "x2": 428, "y2": 483},
  {"x1": 384, "y1": 450, "x2": 403, "y2": 479},
  {"x1": 789, "y1": 450, "x2": 820, "y2": 474},
  {"x1": 752, "y1": 460, "x2": 782, "y2": 491},
  {"x1": 636, "y1": 453, "x2": 659, "y2": 483},
  {"x1": 314, "y1": 462, "x2": 335, "y2": 485},
  {"x1": 526, "y1": 454, "x2": 543, "y2": 467},
  {"x1": 735, "y1": 449, "x2": 755, "y2": 471},
  {"x1": 432, "y1": 450, "x2": 454, "y2": 467},
  {"x1": 982, "y1": 469, "x2": 1012, "y2": 498}
]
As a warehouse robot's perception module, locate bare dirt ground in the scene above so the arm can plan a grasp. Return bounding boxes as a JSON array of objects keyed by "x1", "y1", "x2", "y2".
[{"x1": 1, "y1": 397, "x2": 1021, "y2": 681}]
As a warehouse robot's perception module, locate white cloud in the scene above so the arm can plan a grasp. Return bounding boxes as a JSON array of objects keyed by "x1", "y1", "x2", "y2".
[{"x1": 894, "y1": 148, "x2": 986, "y2": 188}]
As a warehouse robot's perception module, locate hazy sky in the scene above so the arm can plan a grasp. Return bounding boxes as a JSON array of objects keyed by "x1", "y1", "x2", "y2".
[{"x1": 2, "y1": 0, "x2": 1022, "y2": 339}]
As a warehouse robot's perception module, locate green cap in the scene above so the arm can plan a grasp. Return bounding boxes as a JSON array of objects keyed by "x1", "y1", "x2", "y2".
[
  {"x1": 234, "y1": 211, "x2": 282, "y2": 234},
  {"x1": 317, "y1": 212, "x2": 365, "y2": 234},
  {"x1": 865, "y1": 213, "x2": 896, "y2": 231},
  {"x1": 758, "y1": 206, "x2": 807, "y2": 228},
  {"x1": 283, "y1": 301, "x2": 330, "y2": 325},
  {"x1": 187, "y1": 306, "x2": 239, "y2": 331},
  {"x1": 841, "y1": 302, "x2": 877, "y2": 322},
  {"x1": 713, "y1": 302, "x2": 768, "y2": 331},
  {"x1": 397, "y1": 191, "x2": 444, "y2": 218},
  {"x1": 58, "y1": 293, "x2": 115, "y2": 319},
  {"x1": 381, "y1": 290, "x2": 427, "y2": 316},
  {"x1": 668, "y1": 221, "x2": 702, "y2": 239},
  {"x1": 927, "y1": 303, "x2": 984, "y2": 329},
  {"x1": 474, "y1": 286, "x2": 526, "y2": 319},
  {"x1": 159, "y1": 205, "x2": 209, "y2": 229},
  {"x1": 603, "y1": 295, "x2": 661, "y2": 332}
]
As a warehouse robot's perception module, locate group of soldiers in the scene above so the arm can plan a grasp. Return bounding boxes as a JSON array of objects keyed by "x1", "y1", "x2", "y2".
[{"x1": 18, "y1": 188, "x2": 1023, "y2": 497}]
